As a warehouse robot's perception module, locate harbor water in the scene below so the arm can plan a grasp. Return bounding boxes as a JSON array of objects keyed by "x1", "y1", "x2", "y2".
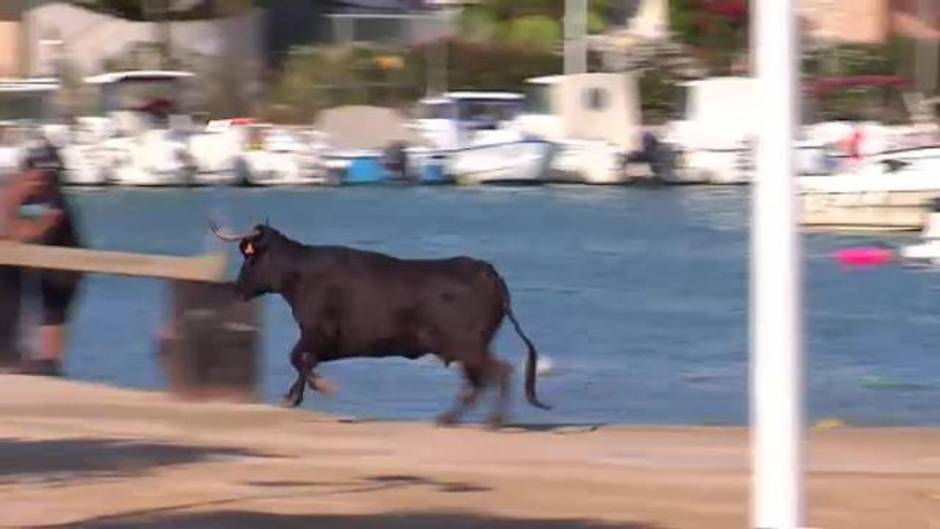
[{"x1": 58, "y1": 186, "x2": 940, "y2": 426}]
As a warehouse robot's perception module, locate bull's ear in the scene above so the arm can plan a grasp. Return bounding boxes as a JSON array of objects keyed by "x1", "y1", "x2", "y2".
[{"x1": 239, "y1": 239, "x2": 257, "y2": 257}]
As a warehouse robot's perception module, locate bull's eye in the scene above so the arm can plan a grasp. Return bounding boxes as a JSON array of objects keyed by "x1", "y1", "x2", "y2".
[{"x1": 242, "y1": 242, "x2": 255, "y2": 256}]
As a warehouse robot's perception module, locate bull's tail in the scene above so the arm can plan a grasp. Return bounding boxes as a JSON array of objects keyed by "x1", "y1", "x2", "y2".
[{"x1": 493, "y1": 270, "x2": 551, "y2": 411}]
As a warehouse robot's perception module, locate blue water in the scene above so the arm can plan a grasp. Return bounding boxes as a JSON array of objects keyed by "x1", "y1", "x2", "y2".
[{"x1": 56, "y1": 186, "x2": 940, "y2": 425}]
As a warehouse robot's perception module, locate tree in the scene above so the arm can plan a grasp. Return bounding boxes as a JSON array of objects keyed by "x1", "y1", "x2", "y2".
[
  {"x1": 457, "y1": 0, "x2": 617, "y2": 49},
  {"x1": 669, "y1": 0, "x2": 749, "y2": 74}
]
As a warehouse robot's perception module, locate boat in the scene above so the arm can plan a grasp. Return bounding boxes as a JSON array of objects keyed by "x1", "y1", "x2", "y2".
[
  {"x1": 316, "y1": 105, "x2": 436, "y2": 186},
  {"x1": 414, "y1": 92, "x2": 553, "y2": 185},
  {"x1": 799, "y1": 157, "x2": 940, "y2": 232},
  {"x1": 232, "y1": 123, "x2": 328, "y2": 186},
  {"x1": 663, "y1": 76, "x2": 835, "y2": 184},
  {"x1": 514, "y1": 73, "x2": 648, "y2": 185},
  {"x1": 797, "y1": 77, "x2": 940, "y2": 232},
  {"x1": 185, "y1": 117, "x2": 246, "y2": 186},
  {"x1": 899, "y1": 198, "x2": 940, "y2": 263},
  {"x1": 0, "y1": 78, "x2": 91, "y2": 181},
  {"x1": 77, "y1": 70, "x2": 199, "y2": 187}
]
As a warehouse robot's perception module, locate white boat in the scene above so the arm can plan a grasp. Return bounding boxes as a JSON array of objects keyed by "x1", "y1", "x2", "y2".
[
  {"x1": 514, "y1": 73, "x2": 646, "y2": 185},
  {"x1": 185, "y1": 118, "x2": 246, "y2": 186},
  {"x1": 314, "y1": 104, "x2": 460, "y2": 186},
  {"x1": 76, "y1": 70, "x2": 198, "y2": 187},
  {"x1": 193, "y1": 119, "x2": 326, "y2": 187},
  {"x1": 236, "y1": 125, "x2": 328, "y2": 186},
  {"x1": 448, "y1": 134, "x2": 554, "y2": 186},
  {"x1": 664, "y1": 76, "x2": 832, "y2": 184},
  {"x1": 803, "y1": 120, "x2": 940, "y2": 173},
  {"x1": 799, "y1": 157, "x2": 940, "y2": 232},
  {"x1": 414, "y1": 92, "x2": 553, "y2": 185},
  {"x1": 899, "y1": 203, "x2": 940, "y2": 263},
  {"x1": 0, "y1": 78, "x2": 82, "y2": 180}
]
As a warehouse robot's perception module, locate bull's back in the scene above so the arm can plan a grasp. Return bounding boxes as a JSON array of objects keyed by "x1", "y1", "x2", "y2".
[{"x1": 306, "y1": 251, "x2": 505, "y2": 356}]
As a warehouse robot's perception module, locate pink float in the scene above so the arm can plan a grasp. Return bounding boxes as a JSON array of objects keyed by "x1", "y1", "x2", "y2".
[{"x1": 833, "y1": 247, "x2": 895, "y2": 267}]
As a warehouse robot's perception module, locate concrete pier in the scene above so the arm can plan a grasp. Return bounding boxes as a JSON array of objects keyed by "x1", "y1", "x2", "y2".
[{"x1": 0, "y1": 375, "x2": 938, "y2": 529}]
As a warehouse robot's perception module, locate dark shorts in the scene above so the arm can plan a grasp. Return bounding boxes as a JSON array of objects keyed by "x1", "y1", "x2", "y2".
[
  {"x1": 39, "y1": 270, "x2": 81, "y2": 326},
  {"x1": 0, "y1": 266, "x2": 23, "y2": 362},
  {"x1": 1, "y1": 267, "x2": 81, "y2": 328}
]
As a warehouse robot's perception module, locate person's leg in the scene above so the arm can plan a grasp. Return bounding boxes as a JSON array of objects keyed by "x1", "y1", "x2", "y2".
[
  {"x1": 21, "y1": 275, "x2": 77, "y2": 376},
  {"x1": 0, "y1": 266, "x2": 22, "y2": 369},
  {"x1": 37, "y1": 323, "x2": 66, "y2": 362}
]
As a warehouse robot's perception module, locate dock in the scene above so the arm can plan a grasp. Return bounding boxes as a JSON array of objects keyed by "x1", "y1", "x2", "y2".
[{"x1": 0, "y1": 375, "x2": 938, "y2": 529}]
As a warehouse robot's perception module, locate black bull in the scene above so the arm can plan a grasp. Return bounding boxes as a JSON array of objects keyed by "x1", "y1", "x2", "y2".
[{"x1": 211, "y1": 223, "x2": 550, "y2": 426}]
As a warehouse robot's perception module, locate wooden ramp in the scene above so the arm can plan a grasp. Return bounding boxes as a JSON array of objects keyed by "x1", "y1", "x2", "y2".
[{"x1": 0, "y1": 242, "x2": 228, "y2": 282}]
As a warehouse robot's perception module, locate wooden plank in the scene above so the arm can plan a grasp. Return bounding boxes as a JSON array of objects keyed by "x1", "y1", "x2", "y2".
[{"x1": 0, "y1": 242, "x2": 228, "y2": 282}]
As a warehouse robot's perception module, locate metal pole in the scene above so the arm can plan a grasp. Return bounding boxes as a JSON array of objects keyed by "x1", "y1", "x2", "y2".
[
  {"x1": 564, "y1": 0, "x2": 587, "y2": 75},
  {"x1": 916, "y1": 0, "x2": 938, "y2": 95},
  {"x1": 751, "y1": 0, "x2": 804, "y2": 527}
]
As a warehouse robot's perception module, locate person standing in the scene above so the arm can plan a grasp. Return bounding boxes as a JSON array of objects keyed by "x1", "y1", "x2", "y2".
[
  {"x1": 0, "y1": 144, "x2": 84, "y2": 376},
  {"x1": 0, "y1": 129, "x2": 24, "y2": 369}
]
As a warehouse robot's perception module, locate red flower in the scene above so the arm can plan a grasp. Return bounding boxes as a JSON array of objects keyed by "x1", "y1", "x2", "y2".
[{"x1": 701, "y1": 0, "x2": 748, "y2": 22}]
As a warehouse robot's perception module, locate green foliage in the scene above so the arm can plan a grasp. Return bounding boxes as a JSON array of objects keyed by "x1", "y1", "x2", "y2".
[
  {"x1": 411, "y1": 38, "x2": 562, "y2": 93},
  {"x1": 668, "y1": 0, "x2": 748, "y2": 75},
  {"x1": 586, "y1": 11, "x2": 606, "y2": 35},
  {"x1": 458, "y1": 8, "x2": 501, "y2": 42},
  {"x1": 801, "y1": 42, "x2": 908, "y2": 123},
  {"x1": 262, "y1": 38, "x2": 564, "y2": 123},
  {"x1": 457, "y1": 0, "x2": 615, "y2": 49},
  {"x1": 264, "y1": 44, "x2": 422, "y2": 123},
  {"x1": 505, "y1": 16, "x2": 561, "y2": 51},
  {"x1": 638, "y1": 65, "x2": 684, "y2": 124},
  {"x1": 668, "y1": 0, "x2": 701, "y2": 47}
]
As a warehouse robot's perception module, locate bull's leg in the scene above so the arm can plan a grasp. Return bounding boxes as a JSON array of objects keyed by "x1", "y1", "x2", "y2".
[
  {"x1": 485, "y1": 358, "x2": 513, "y2": 429},
  {"x1": 435, "y1": 360, "x2": 485, "y2": 426},
  {"x1": 300, "y1": 331, "x2": 335, "y2": 395},
  {"x1": 436, "y1": 384, "x2": 481, "y2": 426},
  {"x1": 283, "y1": 340, "x2": 310, "y2": 408}
]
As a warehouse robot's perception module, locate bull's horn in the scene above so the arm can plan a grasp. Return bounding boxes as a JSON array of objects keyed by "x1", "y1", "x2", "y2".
[{"x1": 209, "y1": 221, "x2": 258, "y2": 242}]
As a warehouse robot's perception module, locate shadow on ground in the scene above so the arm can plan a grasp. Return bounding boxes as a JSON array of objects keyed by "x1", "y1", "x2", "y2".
[
  {"x1": 337, "y1": 418, "x2": 607, "y2": 434},
  {"x1": 69, "y1": 510, "x2": 670, "y2": 529},
  {"x1": 246, "y1": 474, "x2": 491, "y2": 494},
  {"x1": 0, "y1": 437, "x2": 278, "y2": 484}
]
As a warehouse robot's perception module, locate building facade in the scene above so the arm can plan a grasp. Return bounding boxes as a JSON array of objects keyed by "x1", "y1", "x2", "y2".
[{"x1": 0, "y1": 2, "x2": 23, "y2": 77}]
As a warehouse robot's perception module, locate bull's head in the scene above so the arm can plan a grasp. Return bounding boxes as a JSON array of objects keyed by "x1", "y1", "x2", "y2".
[{"x1": 210, "y1": 221, "x2": 279, "y2": 300}]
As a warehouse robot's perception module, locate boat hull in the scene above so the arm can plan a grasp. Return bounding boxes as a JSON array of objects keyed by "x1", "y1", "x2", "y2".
[{"x1": 449, "y1": 139, "x2": 553, "y2": 186}]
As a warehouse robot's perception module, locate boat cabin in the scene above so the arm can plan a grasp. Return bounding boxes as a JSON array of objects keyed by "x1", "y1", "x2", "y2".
[
  {"x1": 415, "y1": 92, "x2": 525, "y2": 149},
  {"x1": 84, "y1": 70, "x2": 196, "y2": 133},
  {"x1": 517, "y1": 72, "x2": 642, "y2": 150}
]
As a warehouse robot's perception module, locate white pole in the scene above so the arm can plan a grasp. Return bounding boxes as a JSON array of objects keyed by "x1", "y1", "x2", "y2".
[
  {"x1": 916, "y1": 0, "x2": 938, "y2": 95},
  {"x1": 564, "y1": 0, "x2": 587, "y2": 75},
  {"x1": 751, "y1": 0, "x2": 804, "y2": 527}
]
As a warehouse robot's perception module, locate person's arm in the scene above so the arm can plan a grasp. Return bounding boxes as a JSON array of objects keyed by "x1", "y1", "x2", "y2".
[{"x1": 0, "y1": 178, "x2": 62, "y2": 243}]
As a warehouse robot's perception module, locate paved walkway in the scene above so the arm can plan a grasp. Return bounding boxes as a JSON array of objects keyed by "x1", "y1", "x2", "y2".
[{"x1": 0, "y1": 375, "x2": 938, "y2": 528}]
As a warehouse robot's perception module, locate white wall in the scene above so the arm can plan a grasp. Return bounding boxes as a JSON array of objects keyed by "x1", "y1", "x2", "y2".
[{"x1": 24, "y1": 2, "x2": 263, "y2": 77}]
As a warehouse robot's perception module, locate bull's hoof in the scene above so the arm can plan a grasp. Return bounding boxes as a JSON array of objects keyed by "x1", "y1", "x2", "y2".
[
  {"x1": 434, "y1": 413, "x2": 460, "y2": 427},
  {"x1": 485, "y1": 415, "x2": 507, "y2": 430},
  {"x1": 281, "y1": 393, "x2": 302, "y2": 408}
]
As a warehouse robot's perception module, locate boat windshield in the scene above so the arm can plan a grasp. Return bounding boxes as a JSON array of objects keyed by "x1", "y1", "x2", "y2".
[
  {"x1": 456, "y1": 99, "x2": 521, "y2": 124},
  {"x1": 418, "y1": 100, "x2": 455, "y2": 120},
  {"x1": 524, "y1": 85, "x2": 551, "y2": 114}
]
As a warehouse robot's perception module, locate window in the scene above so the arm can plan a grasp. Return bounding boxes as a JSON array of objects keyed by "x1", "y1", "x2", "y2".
[{"x1": 584, "y1": 87, "x2": 608, "y2": 111}]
